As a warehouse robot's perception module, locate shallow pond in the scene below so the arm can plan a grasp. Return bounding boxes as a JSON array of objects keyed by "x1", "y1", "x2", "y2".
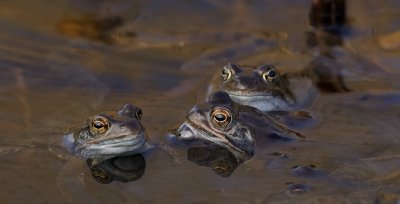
[{"x1": 1, "y1": 0, "x2": 400, "y2": 203}]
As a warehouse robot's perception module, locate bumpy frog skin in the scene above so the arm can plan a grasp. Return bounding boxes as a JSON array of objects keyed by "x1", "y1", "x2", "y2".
[
  {"x1": 175, "y1": 91, "x2": 304, "y2": 160},
  {"x1": 62, "y1": 104, "x2": 149, "y2": 162},
  {"x1": 207, "y1": 63, "x2": 318, "y2": 112}
]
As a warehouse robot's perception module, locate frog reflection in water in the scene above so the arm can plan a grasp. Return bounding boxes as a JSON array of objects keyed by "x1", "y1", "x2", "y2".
[
  {"x1": 62, "y1": 104, "x2": 151, "y2": 165},
  {"x1": 187, "y1": 145, "x2": 242, "y2": 177},
  {"x1": 175, "y1": 91, "x2": 304, "y2": 163},
  {"x1": 207, "y1": 63, "x2": 318, "y2": 112},
  {"x1": 87, "y1": 153, "x2": 146, "y2": 184}
]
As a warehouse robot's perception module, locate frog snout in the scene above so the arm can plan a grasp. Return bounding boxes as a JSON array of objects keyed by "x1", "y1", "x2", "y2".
[{"x1": 176, "y1": 124, "x2": 195, "y2": 141}]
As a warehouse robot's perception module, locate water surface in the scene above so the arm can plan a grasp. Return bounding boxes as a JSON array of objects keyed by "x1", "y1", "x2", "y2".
[{"x1": 1, "y1": 0, "x2": 400, "y2": 203}]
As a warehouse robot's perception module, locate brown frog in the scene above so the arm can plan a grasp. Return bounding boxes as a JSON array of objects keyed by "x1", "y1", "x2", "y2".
[
  {"x1": 62, "y1": 104, "x2": 151, "y2": 164},
  {"x1": 173, "y1": 91, "x2": 304, "y2": 162},
  {"x1": 206, "y1": 63, "x2": 318, "y2": 112}
]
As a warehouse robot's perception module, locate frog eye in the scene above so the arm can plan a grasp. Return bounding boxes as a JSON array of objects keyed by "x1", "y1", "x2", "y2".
[
  {"x1": 135, "y1": 108, "x2": 143, "y2": 120},
  {"x1": 91, "y1": 117, "x2": 110, "y2": 134},
  {"x1": 262, "y1": 69, "x2": 276, "y2": 83},
  {"x1": 211, "y1": 108, "x2": 232, "y2": 128},
  {"x1": 221, "y1": 67, "x2": 232, "y2": 81}
]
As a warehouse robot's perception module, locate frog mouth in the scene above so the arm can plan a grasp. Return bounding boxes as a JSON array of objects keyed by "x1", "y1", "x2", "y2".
[
  {"x1": 178, "y1": 120, "x2": 247, "y2": 157},
  {"x1": 87, "y1": 133, "x2": 146, "y2": 147},
  {"x1": 227, "y1": 93, "x2": 278, "y2": 102},
  {"x1": 73, "y1": 132, "x2": 148, "y2": 159},
  {"x1": 226, "y1": 91, "x2": 277, "y2": 97},
  {"x1": 225, "y1": 92, "x2": 292, "y2": 112}
]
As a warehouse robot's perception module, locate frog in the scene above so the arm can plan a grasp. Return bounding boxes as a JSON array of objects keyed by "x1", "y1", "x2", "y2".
[
  {"x1": 202, "y1": 0, "x2": 394, "y2": 114},
  {"x1": 188, "y1": 0, "x2": 394, "y2": 108},
  {"x1": 206, "y1": 63, "x2": 318, "y2": 112},
  {"x1": 172, "y1": 91, "x2": 305, "y2": 163},
  {"x1": 48, "y1": 104, "x2": 152, "y2": 202},
  {"x1": 60, "y1": 103, "x2": 151, "y2": 165}
]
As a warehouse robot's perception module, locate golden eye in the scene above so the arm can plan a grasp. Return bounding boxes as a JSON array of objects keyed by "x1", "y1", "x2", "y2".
[
  {"x1": 211, "y1": 108, "x2": 232, "y2": 128},
  {"x1": 221, "y1": 67, "x2": 232, "y2": 81},
  {"x1": 262, "y1": 69, "x2": 276, "y2": 83},
  {"x1": 91, "y1": 117, "x2": 110, "y2": 134}
]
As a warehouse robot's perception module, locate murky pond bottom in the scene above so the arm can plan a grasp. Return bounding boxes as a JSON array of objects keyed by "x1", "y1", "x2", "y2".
[{"x1": 1, "y1": 0, "x2": 400, "y2": 203}]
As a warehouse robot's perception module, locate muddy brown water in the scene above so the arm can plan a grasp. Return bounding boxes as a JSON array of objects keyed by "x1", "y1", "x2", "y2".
[{"x1": 1, "y1": 0, "x2": 400, "y2": 203}]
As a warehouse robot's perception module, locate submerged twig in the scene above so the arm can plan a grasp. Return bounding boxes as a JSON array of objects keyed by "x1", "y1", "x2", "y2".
[
  {"x1": 371, "y1": 169, "x2": 400, "y2": 182},
  {"x1": 14, "y1": 68, "x2": 31, "y2": 129},
  {"x1": 360, "y1": 155, "x2": 400, "y2": 182},
  {"x1": 360, "y1": 155, "x2": 400, "y2": 161}
]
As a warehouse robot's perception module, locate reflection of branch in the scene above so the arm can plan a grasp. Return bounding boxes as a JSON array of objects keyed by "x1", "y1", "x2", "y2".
[
  {"x1": 371, "y1": 169, "x2": 400, "y2": 182},
  {"x1": 360, "y1": 155, "x2": 400, "y2": 161},
  {"x1": 360, "y1": 155, "x2": 400, "y2": 182},
  {"x1": 14, "y1": 68, "x2": 31, "y2": 129}
]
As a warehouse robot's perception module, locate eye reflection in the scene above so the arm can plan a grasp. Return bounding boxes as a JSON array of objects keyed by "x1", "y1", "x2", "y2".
[
  {"x1": 212, "y1": 160, "x2": 233, "y2": 177},
  {"x1": 187, "y1": 145, "x2": 241, "y2": 177}
]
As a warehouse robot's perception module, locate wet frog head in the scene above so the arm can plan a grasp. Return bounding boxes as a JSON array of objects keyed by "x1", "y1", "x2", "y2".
[
  {"x1": 208, "y1": 63, "x2": 318, "y2": 112},
  {"x1": 62, "y1": 104, "x2": 148, "y2": 161},
  {"x1": 208, "y1": 63, "x2": 297, "y2": 111},
  {"x1": 176, "y1": 91, "x2": 258, "y2": 159},
  {"x1": 175, "y1": 91, "x2": 304, "y2": 160}
]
